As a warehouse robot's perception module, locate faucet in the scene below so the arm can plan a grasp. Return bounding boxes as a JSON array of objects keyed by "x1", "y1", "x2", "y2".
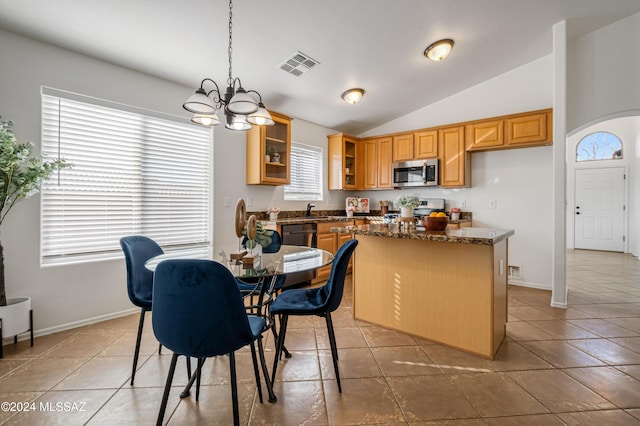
[{"x1": 306, "y1": 203, "x2": 316, "y2": 216}]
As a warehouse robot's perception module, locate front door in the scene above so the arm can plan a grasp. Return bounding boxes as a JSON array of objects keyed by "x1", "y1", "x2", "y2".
[{"x1": 574, "y1": 167, "x2": 625, "y2": 252}]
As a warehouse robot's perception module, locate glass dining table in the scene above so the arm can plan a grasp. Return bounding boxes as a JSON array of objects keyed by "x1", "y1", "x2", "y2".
[{"x1": 144, "y1": 244, "x2": 334, "y2": 403}]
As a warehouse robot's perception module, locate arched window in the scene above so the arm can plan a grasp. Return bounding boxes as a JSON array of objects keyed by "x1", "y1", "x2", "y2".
[{"x1": 576, "y1": 132, "x2": 623, "y2": 162}]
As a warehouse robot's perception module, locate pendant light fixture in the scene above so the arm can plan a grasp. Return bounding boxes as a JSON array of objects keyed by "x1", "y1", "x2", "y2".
[
  {"x1": 341, "y1": 88, "x2": 365, "y2": 104},
  {"x1": 424, "y1": 38, "x2": 454, "y2": 61},
  {"x1": 183, "y1": 0, "x2": 273, "y2": 130}
]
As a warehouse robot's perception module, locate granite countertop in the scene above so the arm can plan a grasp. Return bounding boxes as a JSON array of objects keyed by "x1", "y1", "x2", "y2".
[
  {"x1": 330, "y1": 223, "x2": 514, "y2": 245},
  {"x1": 270, "y1": 216, "x2": 379, "y2": 225}
]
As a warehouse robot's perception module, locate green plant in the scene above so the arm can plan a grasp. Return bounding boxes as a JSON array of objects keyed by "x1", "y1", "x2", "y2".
[
  {"x1": 266, "y1": 146, "x2": 277, "y2": 156},
  {"x1": 394, "y1": 195, "x2": 420, "y2": 208},
  {"x1": 242, "y1": 221, "x2": 274, "y2": 249},
  {"x1": 0, "y1": 117, "x2": 68, "y2": 306}
]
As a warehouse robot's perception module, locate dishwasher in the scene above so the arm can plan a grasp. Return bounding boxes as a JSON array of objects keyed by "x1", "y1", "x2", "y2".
[{"x1": 280, "y1": 223, "x2": 317, "y2": 288}]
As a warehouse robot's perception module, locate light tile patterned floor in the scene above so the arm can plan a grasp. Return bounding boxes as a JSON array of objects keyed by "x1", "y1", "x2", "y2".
[{"x1": 0, "y1": 249, "x2": 638, "y2": 425}]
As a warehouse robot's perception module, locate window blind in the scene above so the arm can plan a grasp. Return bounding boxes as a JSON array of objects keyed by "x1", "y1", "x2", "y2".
[
  {"x1": 40, "y1": 89, "x2": 212, "y2": 266},
  {"x1": 284, "y1": 142, "x2": 323, "y2": 201}
]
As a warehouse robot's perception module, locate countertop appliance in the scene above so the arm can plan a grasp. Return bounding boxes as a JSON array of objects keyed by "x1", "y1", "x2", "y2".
[{"x1": 392, "y1": 159, "x2": 438, "y2": 187}]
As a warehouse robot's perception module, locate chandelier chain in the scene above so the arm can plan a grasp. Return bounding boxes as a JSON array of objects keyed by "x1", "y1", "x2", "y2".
[{"x1": 227, "y1": 0, "x2": 233, "y2": 86}]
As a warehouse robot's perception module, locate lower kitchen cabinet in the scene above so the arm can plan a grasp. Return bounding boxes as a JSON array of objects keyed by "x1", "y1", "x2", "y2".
[{"x1": 314, "y1": 221, "x2": 354, "y2": 282}]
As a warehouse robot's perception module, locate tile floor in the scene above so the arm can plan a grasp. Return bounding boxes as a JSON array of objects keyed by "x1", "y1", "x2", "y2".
[{"x1": 0, "y1": 249, "x2": 639, "y2": 425}]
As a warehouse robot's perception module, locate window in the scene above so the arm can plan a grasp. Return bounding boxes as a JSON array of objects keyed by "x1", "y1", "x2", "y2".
[
  {"x1": 284, "y1": 142, "x2": 323, "y2": 201},
  {"x1": 40, "y1": 87, "x2": 212, "y2": 266},
  {"x1": 576, "y1": 131, "x2": 623, "y2": 161}
]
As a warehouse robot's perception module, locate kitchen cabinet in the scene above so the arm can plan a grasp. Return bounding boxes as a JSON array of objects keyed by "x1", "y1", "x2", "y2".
[
  {"x1": 328, "y1": 133, "x2": 360, "y2": 190},
  {"x1": 414, "y1": 130, "x2": 438, "y2": 159},
  {"x1": 362, "y1": 137, "x2": 392, "y2": 189},
  {"x1": 466, "y1": 119, "x2": 504, "y2": 151},
  {"x1": 392, "y1": 133, "x2": 414, "y2": 162},
  {"x1": 314, "y1": 221, "x2": 354, "y2": 282},
  {"x1": 506, "y1": 109, "x2": 552, "y2": 146},
  {"x1": 246, "y1": 111, "x2": 291, "y2": 185},
  {"x1": 438, "y1": 125, "x2": 470, "y2": 188},
  {"x1": 377, "y1": 137, "x2": 393, "y2": 188},
  {"x1": 363, "y1": 139, "x2": 378, "y2": 189}
]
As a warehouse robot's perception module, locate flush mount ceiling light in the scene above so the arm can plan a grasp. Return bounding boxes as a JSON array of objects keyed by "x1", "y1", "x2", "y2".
[
  {"x1": 341, "y1": 88, "x2": 365, "y2": 105},
  {"x1": 182, "y1": 0, "x2": 273, "y2": 130},
  {"x1": 424, "y1": 38, "x2": 454, "y2": 61}
]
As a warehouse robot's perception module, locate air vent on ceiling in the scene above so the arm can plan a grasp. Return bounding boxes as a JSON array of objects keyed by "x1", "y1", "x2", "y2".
[{"x1": 279, "y1": 51, "x2": 320, "y2": 77}]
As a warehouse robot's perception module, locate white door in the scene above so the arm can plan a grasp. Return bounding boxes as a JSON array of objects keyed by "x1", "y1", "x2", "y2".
[{"x1": 574, "y1": 167, "x2": 625, "y2": 252}]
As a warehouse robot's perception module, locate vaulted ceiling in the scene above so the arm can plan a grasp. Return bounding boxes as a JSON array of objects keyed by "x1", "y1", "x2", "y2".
[{"x1": 2, "y1": 0, "x2": 640, "y2": 134}]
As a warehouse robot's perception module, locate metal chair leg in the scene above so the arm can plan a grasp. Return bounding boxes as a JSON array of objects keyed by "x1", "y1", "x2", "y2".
[
  {"x1": 271, "y1": 314, "x2": 289, "y2": 385},
  {"x1": 156, "y1": 353, "x2": 178, "y2": 426},
  {"x1": 270, "y1": 313, "x2": 291, "y2": 358},
  {"x1": 257, "y1": 336, "x2": 277, "y2": 403},
  {"x1": 249, "y1": 342, "x2": 264, "y2": 403},
  {"x1": 195, "y1": 358, "x2": 204, "y2": 401},
  {"x1": 229, "y1": 352, "x2": 240, "y2": 426},
  {"x1": 131, "y1": 308, "x2": 147, "y2": 385},
  {"x1": 325, "y1": 312, "x2": 342, "y2": 393}
]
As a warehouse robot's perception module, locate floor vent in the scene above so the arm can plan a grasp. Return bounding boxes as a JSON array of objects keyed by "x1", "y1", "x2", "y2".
[
  {"x1": 279, "y1": 51, "x2": 319, "y2": 77},
  {"x1": 508, "y1": 265, "x2": 522, "y2": 280}
]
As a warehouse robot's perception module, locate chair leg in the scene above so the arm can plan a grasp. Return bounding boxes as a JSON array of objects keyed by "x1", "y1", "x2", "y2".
[
  {"x1": 158, "y1": 343, "x2": 162, "y2": 355},
  {"x1": 249, "y1": 342, "x2": 264, "y2": 403},
  {"x1": 131, "y1": 308, "x2": 147, "y2": 385},
  {"x1": 270, "y1": 313, "x2": 291, "y2": 358},
  {"x1": 195, "y1": 358, "x2": 204, "y2": 402},
  {"x1": 229, "y1": 352, "x2": 240, "y2": 426},
  {"x1": 186, "y1": 357, "x2": 192, "y2": 381},
  {"x1": 156, "y1": 352, "x2": 179, "y2": 426},
  {"x1": 257, "y1": 336, "x2": 277, "y2": 403},
  {"x1": 325, "y1": 312, "x2": 342, "y2": 393},
  {"x1": 271, "y1": 314, "x2": 289, "y2": 385}
]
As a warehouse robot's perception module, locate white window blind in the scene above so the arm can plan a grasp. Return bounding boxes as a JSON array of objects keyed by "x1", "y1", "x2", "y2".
[
  {"x1": 284, "y1": 142, "x2": 323, "y2": 201},
  {"x1": 40, "y1": 88, "x2": 212, "y2": 266}
]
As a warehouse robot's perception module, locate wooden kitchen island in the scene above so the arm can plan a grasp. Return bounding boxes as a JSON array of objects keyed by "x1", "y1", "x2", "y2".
[{"x1": 332, "y1": 224, "x2": 514, "y2": 359}]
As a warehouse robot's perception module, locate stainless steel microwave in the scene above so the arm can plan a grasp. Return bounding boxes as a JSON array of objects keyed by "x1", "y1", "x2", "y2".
[{"x1": 392, "y1": 159, "x2": 439, "y2": 187}]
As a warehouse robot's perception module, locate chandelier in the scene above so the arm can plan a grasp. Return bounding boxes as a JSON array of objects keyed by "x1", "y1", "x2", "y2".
[{"x1": 183, "y1": 0, "x2": 274, "y2": 130}]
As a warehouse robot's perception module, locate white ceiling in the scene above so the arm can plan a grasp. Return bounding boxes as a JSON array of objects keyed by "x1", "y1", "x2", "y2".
[{"x1": 2, "y1": 0, "x2": 640, "y2": 135}]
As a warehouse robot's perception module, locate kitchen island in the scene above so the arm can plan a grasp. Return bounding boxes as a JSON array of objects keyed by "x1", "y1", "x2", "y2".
[{"x1": 332, "y1": 224, "x2": 514, "y2": 359}]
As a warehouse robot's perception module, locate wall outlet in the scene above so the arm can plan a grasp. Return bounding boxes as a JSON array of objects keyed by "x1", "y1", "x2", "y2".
[
  {"x1": 224, "y1": 196, "x2": 231, "y2": 207},
  {"x1": 247, "y1": 197, "x2": 253, "y2": 207},
  {"x1": 461, "y1": 200, "x2": 466, "y2": 208},
  {"x1": 508, "y1": 265, "x2": 522, "y2": 280},
  {"x1": 489, "y1": 199, "x2": 497, "y2": 209}
]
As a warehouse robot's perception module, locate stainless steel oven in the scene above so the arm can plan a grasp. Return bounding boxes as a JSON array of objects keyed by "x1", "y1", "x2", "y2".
[{"x1": 392, "y1": 159, "x2": 438, "y2": 187}]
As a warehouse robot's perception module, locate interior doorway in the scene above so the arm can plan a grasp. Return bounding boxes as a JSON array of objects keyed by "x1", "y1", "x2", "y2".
[{"x1": 574, "y1": 167, "x2": 625, "y2": 252}]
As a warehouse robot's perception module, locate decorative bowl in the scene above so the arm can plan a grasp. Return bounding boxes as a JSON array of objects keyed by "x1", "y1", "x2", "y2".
[{"x1": 422, "y1": 216, "x2": 449, "y2": 231}]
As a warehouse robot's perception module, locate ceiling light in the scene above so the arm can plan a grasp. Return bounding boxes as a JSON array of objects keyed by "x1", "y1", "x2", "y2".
[
  {"x1": 341, "y1": 88, "x2": 365, "y2": 105},
  {"x1": 182, "y1": 0, "x2": 273, "y2": 130},
  {"x1": 424, "y1": 38, "x2": 454, "y2": 61}
]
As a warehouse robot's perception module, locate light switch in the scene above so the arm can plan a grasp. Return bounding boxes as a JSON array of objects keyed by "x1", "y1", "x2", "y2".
[
  {"x1": 224, "y1": 196, "x2": 231, "y2": 207},
  {"x1": 489, "y1": 200, "x2": 497, "y2": 209}
]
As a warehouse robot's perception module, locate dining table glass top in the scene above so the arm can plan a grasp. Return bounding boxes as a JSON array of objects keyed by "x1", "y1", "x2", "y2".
[{"x1": 145, "y1": 244, "x2": 334, "y2": 279}]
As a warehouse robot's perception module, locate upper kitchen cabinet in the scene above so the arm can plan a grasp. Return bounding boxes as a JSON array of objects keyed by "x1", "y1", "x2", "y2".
[
  {"x1": 392, "y1": 133, "x2": 414, "y2": 162},
  {"x1": 438, "y1": 125, "x2": 470, "y2": 188},
  {"x1": 328, "y1": 133, "x2": 360, "y2": 190},
  {"x1": 506, "y1": 109, "x2": 552, "y2": 147},
  {"x1": 466, "y1": 119, "x2": 504, "y2": 151},
  {"x1": 246, "y1": 111, "x2": 291, "y2": 185},
  {"x1": 466, "y1": 109, "x2": 552, "y2": 151},
  {"x1": 414, "y1": 130, "x2": 438, "y2": 159},
  {"x1": 362, "y1": 136, "x2": 393, "y2": 189}
]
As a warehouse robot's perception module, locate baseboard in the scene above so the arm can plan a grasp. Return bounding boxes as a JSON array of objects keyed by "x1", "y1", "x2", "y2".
[
  {"x1": 2, "y1": 307, "x2": 139, "y2": 345},
  {"x1": 508, "y1": 280, "x2": 552, "y2": 291}
]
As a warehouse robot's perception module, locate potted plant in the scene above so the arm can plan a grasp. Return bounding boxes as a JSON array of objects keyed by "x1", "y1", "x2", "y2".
[
  {"x1": 395, "y1": 195, "x2": 420, "y2": 217},
  {"x1": 242, "y1": 220, "x2": 274, "y2": 250},
  {"x1": 0, "y1": 117, "x2": 67, "y2": 343},
  {"x1": 266, "y1": 207, "x2": 280, "y2": 221}
]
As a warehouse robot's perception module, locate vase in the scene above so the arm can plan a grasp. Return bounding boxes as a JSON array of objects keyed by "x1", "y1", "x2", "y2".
[
  {"x1": 400, "y1": 207, "x2": 414, "y2": 218},
  {"x1": 346, "y1": 210, "x2": 353, "y2": 218},
  {"x1": 0, "y1": 297, "x2": 31, "y2": 338},
  {"x1": 269, "y1": 213, "x2": 278, "y2": 221}
]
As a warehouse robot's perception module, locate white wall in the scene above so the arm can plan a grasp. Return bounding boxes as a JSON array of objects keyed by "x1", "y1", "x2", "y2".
[
  {"x1": 358, "y1": 56, "x2": 555, "y2": 289},
  {"x1": 567, "y1": 12, "x2": 640, "y2": 132},
  {"x1": 0, "y1": 28, "x2": 202, "y2": 334}
]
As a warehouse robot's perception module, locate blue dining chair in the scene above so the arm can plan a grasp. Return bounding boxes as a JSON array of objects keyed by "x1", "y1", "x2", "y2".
[
  {"x1": 120, "y1": 235, "x2": 192, "y2": 386},
  {"x1": 270, "y1": 239, "x2": 358, "y2": 392},
  {"x1": 152, "y1": 259, "x2": 275, "y2": 426}
]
